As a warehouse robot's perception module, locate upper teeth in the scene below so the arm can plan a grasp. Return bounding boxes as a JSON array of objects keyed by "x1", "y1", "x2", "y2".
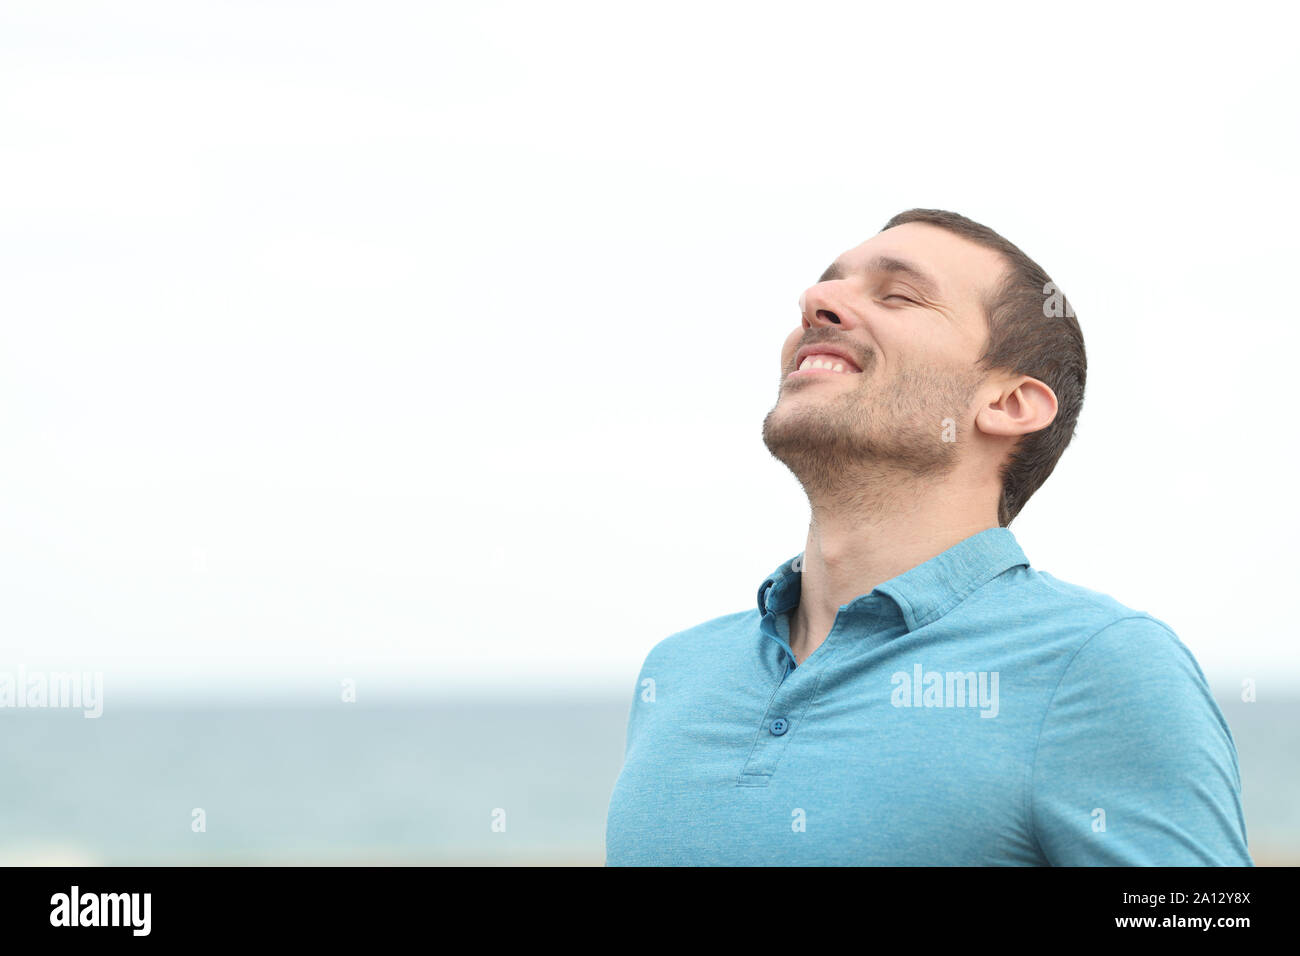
[{"x1": 800, "y1": 355, "x2": 850, "y2": 372}]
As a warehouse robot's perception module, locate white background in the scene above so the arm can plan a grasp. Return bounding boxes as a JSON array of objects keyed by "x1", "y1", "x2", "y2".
[{"x1": 2, "y1": 1, "x2": 1297, "y2": 699}]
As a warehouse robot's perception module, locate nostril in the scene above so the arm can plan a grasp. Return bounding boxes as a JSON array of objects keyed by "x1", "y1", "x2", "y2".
[{"x1": 816, "y1": 309, "x2": 841, "y2": 324}]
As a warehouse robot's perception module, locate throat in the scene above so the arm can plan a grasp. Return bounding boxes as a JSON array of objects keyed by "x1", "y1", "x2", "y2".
[{"x1": 788, "y1": 608, "x2": 832, "y2": 666}]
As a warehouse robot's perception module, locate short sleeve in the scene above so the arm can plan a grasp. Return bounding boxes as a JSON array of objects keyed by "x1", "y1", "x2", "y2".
[
  {"x1": 1030, "y1": 616, "x2": 1252, "y2": 866},
  {"x1": 621, "y1": 659, "x2": 647, "y2": 758}
]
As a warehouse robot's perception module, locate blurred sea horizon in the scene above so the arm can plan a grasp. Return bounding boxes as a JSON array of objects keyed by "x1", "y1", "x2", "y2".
[{"x1": 2, "y1": 691, "x2": 1295, "y2": 866}]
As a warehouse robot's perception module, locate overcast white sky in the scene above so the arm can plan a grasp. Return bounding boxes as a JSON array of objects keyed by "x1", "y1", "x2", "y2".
[{"x1": 1, "y1": 1, "x2": 1297, "y2": 701}]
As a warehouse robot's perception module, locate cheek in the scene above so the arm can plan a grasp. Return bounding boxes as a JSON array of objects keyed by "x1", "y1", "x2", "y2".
[{"x1": 780, "y1": 328, "x2": 802, "y2": 366}]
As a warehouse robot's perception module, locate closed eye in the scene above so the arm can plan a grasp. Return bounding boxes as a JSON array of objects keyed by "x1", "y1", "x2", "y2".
[{"x1": 884, "y1": 294, "x2": 920, "y2": 305}]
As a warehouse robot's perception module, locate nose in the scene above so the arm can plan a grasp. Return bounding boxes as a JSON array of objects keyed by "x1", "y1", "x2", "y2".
[{"x1": 799, "y1": 283, "x2": 849, "y2": 328}]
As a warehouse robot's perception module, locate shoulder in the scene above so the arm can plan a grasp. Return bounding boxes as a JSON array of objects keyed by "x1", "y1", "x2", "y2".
[
  {"x1": 1004, "y1": 568, "x2": 1209, "y2": 698},
  {"x1": 1010, "y1": 565, "x2": 1158, "y2": 625},
  {"x1": 1022, "y1": 570, "x2": 1198, "y2": 677},
  {"x1": 1033, "y1": 607, "x2": 1235, "y2": 782},
  {"x1": 1050, "y1": 613, "x2": 1212, "y2": 705},
  {"x1": 638, "y1": 608, "x2": 758, "y2": 671},
  {"x1": 985, "y1": 565, "x2": 1224, "y2": 726},
  {"x1": 986, "y1": 564, "x2": 1190, "y2": 658}
]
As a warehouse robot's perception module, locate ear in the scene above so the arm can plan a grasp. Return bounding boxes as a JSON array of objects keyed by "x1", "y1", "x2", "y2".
[{"x1": 975, "y1": 376, "x2": 1058, "y2": 438}]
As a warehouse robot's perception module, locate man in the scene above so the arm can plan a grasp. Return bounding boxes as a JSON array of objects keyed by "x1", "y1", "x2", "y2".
[{"x1": 604, "y1": 209, "x2": 1252, "y2": 866}]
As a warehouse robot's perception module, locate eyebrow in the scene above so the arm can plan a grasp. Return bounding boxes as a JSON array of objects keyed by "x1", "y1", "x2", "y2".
[{"x1": 817, "y1": 255, "x2": 944, "y2": 300}]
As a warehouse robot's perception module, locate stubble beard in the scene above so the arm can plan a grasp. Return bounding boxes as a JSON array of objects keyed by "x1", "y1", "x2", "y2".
[{"x1": 761, "y1": 362, "x2": 981, "y2": 505}]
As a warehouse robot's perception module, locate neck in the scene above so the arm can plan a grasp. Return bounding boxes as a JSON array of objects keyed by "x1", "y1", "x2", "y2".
[{"x1": 789, "y1": 465, "x2": 999, "y2": 663}]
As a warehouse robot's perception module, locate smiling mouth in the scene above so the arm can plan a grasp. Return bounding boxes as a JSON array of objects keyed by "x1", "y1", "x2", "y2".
[{"x1": 788, "y1": 352, "x2": 863, "y2": 378}]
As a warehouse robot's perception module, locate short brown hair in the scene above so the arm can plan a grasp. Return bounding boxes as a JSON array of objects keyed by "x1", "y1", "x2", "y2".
[{"x1": 881, "y1": 208, "x2": 1086, "y2": 526}]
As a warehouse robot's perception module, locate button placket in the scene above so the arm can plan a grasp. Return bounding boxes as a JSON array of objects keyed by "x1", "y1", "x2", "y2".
[{"x1": 737, "y1": 663, "x2": 827, "y2": 786}]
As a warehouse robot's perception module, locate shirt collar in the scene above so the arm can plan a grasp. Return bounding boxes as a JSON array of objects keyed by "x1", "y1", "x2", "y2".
[{"x1": 756, "y1": 527, "x2": 1029, "y2": 633}]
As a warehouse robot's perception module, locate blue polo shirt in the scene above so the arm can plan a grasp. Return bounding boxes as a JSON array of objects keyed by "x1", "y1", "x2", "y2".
[{"x1": 604, "y1": 527, "x2": 1252, "y2": 866}]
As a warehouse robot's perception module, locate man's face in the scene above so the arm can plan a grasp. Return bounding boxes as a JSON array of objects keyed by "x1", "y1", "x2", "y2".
[{"x1": 762, "y1": 222, "x2": 1009, "y2": 487}]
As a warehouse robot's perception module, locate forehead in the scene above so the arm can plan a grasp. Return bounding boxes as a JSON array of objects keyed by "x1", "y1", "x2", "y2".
[{"x1": 827, "y1": 221, "x2": 1008, "y2": 311}]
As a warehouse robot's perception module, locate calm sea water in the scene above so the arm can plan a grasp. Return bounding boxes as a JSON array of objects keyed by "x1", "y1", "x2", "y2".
[{"x1": 1, "y1": 693, "x2": 1295, "y2": 865}]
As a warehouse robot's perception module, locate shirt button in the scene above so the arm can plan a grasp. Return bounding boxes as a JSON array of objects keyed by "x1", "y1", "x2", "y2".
[{"x1": 770, "y1": 717, "x2": 789, "y2": 736}]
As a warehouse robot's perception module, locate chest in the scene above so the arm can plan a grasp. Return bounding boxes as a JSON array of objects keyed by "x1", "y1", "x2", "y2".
[{"x1": 606, "y1": 650, "x2": 1046, "y2": 865}]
